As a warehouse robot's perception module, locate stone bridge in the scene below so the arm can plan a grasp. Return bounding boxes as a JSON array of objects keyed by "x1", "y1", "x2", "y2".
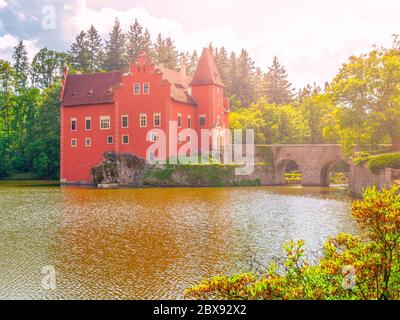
[{"x1": 255, "y1": 144, "x2": 346, "y2": 186}]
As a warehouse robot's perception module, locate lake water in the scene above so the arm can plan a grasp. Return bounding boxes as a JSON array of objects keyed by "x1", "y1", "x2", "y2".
[{"x1": 0, "y1": 181, "x2": 359, "y2": 300}]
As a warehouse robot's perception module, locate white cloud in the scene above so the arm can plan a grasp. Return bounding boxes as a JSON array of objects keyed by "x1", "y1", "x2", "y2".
[
  {"x1": 61, "y1": 0, "x2": 400, "y2": 88},
  {"x1": 0, "y1": 34, "x2": 40, "y2": 61},
  {"x1": 64, "y1": 0, "x2": 235, "y2": 54},
  {"x1": 0, "y1": 0, "x2": 7, "y2": 10}
]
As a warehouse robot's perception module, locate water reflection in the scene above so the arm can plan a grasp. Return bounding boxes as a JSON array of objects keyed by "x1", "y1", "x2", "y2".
[{"x1": 0, "y1": 182, "x2": 359, "y2": 299}]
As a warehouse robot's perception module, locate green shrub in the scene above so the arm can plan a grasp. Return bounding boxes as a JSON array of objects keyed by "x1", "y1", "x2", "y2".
[
  {"x1": 185, "y1": 187, "x2": 400, "y2": 300},
  {"x1": 367, "y1": 153, "x2": 400, "y2": 173}
]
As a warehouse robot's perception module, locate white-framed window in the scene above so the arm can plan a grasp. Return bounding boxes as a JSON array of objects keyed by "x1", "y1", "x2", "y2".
[
  {"x1": 140, "y1": 113, "x2": 147, "y2": 128},
  {"x1": 177, "y1": 113, "x2": 182, "y2": 128},
  {"x1": 217, "y1": 87, "x2": 220, "y2": 94},
  {"x1": 199, "y1": 115, "x2": 206, "y2": 127},
  {"x1": 122, "y1": 135, "x2": 129, "y2": 145},
  {"x1": 153, "y1": 113, "x2": 161, "y2": 127},
  {"x1": 71, "y1": 118, "x2": 77, "y2": 131},
  {"x1": 187, "y1": 116, "x2": 191, "y2": 128},
  {"x1": 121, "y1": 115, "x2": 129, "y2": 128},
  {"x1": 100, "y1": 116, "x2": 111, "y2": 130},
  {"x1": 85, "y1": 117, "x2": 91, "y2": 131},
  {"x1": 149, "y1": 152, "x2": 155, "y2": 161},
  {"x1": 149, "y1": 132, "x2": 158, "y2": 142},
  {"x1": 143, "y1": 83, "x2": 150, "y2": 94},
  {"x1": 216, "y1": 115, "x2": 221, "y2": 126},
  {"x1": 85, "y1": 137, "x2": 91, "y2": 147},
  {"x1": 71, "y1": 138, "x2": 77, "y2": 147},
  {"x1": 186, "y1": 135, "x2": 191, "y2": 142},
  {"x1": 134, "y1": 83, "x2": 140, "y2": 95},
  {"x1": 107, "y1": 136, "x2": 113, "y2": 145}
]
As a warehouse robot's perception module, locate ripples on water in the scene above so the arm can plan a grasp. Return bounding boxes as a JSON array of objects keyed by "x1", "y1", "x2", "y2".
[{"x1": 0, "y1": 181, "x2": 359, "y2": 299}]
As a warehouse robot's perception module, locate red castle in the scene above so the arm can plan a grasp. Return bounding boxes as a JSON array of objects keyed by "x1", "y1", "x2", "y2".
[{"x1": 60, "y1": 48, "x2": 230, "y2": 184}]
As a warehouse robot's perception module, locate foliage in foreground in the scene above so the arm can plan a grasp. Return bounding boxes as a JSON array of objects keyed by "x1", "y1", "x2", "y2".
[{"x1": 185, "y1": 187, "x2": 400, "y2": 300}]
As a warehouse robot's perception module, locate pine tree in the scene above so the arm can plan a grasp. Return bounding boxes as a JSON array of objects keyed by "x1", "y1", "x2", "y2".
[
  {"x1": 178, "y1": 51, "x2": 191, "y2": 73},
  {"x1": 254, "y1": 67, "x2": 267, "y2": 101},
  {"x1": 153, "y1": 34, "x2": 178, "y2": 69},
  {"x1": 164, "y1": 37, "x2": 178, "y2": 69},
  {"x1": 86, "y1": 25, "x2": 104, "y2": 72},
  {"x1": 188, "y1": 50, "x2": 198, "y2": 75},
  {"x1": 227, "y1": 51, "x2": 239, "y2": 98},
  {"x1": 153, "y1": 33, "x2": 166, "y2": 65},
  {"x1": 69, "y1": 31, "x2": 90, "y2": 72},
  {"x1": 237, "y1": 49, "x2": 255, "y2": 104},
  {"x1": 104, "y1": 18, "x2": 126, "y2": 71},
  {"x1": 126, "y1": 19, "x2": 144, "y2": 62},
  {"x1": 265, "y1": 56, "x2": 293, "y2": 104},
  {"x1": 12, "y1": 40, "x2": 29, "y2": 89},
  {"x1": 142, "y1": 29, "x2": 153, "y2": 56},
  {"x1": 215, "y1": 47, "x2": 229, "y2": 85}
]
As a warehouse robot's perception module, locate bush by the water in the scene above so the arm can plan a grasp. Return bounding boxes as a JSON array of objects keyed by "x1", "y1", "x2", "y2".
[
  {"x1": 367, "y1": 153, "x2": 400, "y2": 173},
  {"x1": 185, "y1": 186, "x2": 400, "y2": 300}
]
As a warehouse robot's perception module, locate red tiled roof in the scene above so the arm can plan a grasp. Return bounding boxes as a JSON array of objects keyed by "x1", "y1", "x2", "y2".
[
  {"x1": 190, "y1": 48, "x2": 224, "y2": 87},
  {"x1": 61, "y1": 71, "x2": 123, "y2": 107},
  {"x1": 61, "y1": 60, "x2": 198, "y2": 107}
]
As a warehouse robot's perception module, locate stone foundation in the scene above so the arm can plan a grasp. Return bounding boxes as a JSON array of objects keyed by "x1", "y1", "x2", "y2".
[
  {"x1": 349, "y1": 163, "x2": 395, "y2": 197},
  {"x1": 91, "y1": 152, "x2": 275, "y2": 188}
]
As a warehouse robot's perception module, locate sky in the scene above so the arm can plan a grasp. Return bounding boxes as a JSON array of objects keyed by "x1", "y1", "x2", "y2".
[{"x1": 0, "y1": 0, "x2": 399, "y2": 89}]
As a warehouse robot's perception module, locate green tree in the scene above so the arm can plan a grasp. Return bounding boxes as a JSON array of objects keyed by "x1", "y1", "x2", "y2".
[
  {"x1": 126, "y1": 19, "x2": 144, "y2": 62},
  {"x1": 87, "y1": 25, "x2": 104, "y2": 72},
  {"x1": 10, "y1": 87, "x2": 40, "y2": 172},
  {"x1": 153, "y1": 34, "x2": 178, "y2": 69},
  {"x1": 104, "y1": 18, "x2": 126, "y2": 71},
  {"x1": 230, "y1": 98, "x2": 308, "y2": 144},
  {"x1": 25, "y1": 83, "x2": 60, "y2": 178},
  {"x1": 0, "y1": 60, "x2": 15, "y2": 135},
  {"x1": 12, "y1": 40, "x2": 29, "y2": 89},
  {"x1": 69, "y1": 31, "x2": 90, "y2": 72},
  {"x1": 237, "y1": 49, "x2": 256, "y2": 105},
  {"x1": 299, "y1": 93, "x2": 334, "y2": 144},
  {"x1": 265, "y1": 56, "x2": 293, "y2": 104},
  {"x1": 227, "y1": 52, "x2": 239, "y2": 98},
  {"x1": 328, "y1": 47, "x2": 400, "y2": 151},
  {"x1": 188, "y1": 50, "x2": 198, "y2": 76},
  {"x1": 31, "y1": 48, "x2": 66, "y2": 88},
  {"x1": 214, "y1": 47, "x2": 229, "y2": 85}
]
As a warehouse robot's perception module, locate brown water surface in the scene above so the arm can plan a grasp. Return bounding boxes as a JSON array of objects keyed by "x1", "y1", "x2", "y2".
[{"x1": 0, "y1": 181, "x2": 359, "y2": 299}]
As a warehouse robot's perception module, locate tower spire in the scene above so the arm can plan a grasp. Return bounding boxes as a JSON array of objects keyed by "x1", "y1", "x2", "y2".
[{"x1": 190, "y1": 47, "x2": 224, "y2": 87}]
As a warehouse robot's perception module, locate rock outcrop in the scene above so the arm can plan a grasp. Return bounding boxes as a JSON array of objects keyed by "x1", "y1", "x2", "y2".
[
  {"x1": 92, "y1": 152, "x2": 150, "y2": 187},
  {"x1": 91, "y1": 152, "x2": 272, "y2": 188}
]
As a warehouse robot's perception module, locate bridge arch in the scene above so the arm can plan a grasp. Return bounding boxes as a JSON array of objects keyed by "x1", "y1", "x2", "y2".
[
  {"x1": 320, "y1": 159, "x2": 350, "y2": 187},
  {"x1": 258, "y1": 144, "x2": 346, "y2": 187},
  {"x1": 276, "y1": 159, "x2": 303, "y2": 185}
]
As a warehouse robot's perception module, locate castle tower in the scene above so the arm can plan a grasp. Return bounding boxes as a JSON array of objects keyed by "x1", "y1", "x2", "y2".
[{"x1": 190, "y1": 48, "x2": 226, "y2": 131}]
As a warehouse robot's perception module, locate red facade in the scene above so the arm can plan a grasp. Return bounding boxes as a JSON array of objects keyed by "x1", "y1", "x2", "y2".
[{"x1": 60, "y1": 48, "x2": 230, "y2": 184}]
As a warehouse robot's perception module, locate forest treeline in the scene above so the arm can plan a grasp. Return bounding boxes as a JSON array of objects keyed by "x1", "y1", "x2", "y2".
[{"x1": 0, "y1": 18, "x2": 400, "y2": 179}]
